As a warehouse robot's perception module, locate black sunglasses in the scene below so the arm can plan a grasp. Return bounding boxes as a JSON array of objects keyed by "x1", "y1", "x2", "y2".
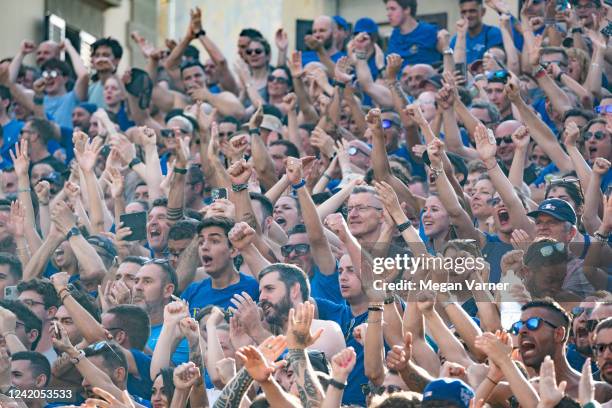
[
  {"x1": 280, "y1": 243, "x2": 310, "y2": 257},
  {"x1": 268, "y1": 75, "x2": 289, "y2": 84},
  {"x1": 496, "y1": 136, "x2": 513, "y2": 145},
  {"x1": 487, "y1": 70, "x2": 509, "y2": 83},
  {"x1": 584, "y1": 131, "x2": 607, "y2": 141},
  {"x1": 161, "y1": 128, "x2": 189, "y2": 138},
  {"x1": 361, "y1": 384, "x2": 403, "y2": 396},
  {"x1": 593, "y1": 342, "x2": 612, "y2": 354},
  {"x1": 511, "y1": 317, "x2": 558, "y2": 335},
  {"x1": 246, "y1": 48, "x2": 264, "y2": 55}
]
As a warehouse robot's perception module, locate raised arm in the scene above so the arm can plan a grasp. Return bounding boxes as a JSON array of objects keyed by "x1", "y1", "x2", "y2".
[
  {"x1": 582, "y1": 158, "x2": 608, "y2": 235},
  {"x1": 62, "y1": 39, "x2": 89, "y2": 101},
  {"x1": 248, "y1": 107, "x2": 278, "y2": 191},
  {"x1": 474, "y1": 123, "x2": 536, "y2": 235},
  {"x1": 438, "y1": 80, "x2": 479, "y2": 160},
  {"x1": 286, "y1": 156, "x2": 336, "y2": 275},
  {"x1": 507, "y1": 126, "x2": 530, "y2": 188},
  {"x1": 321, "y1": 348, "x2": 357, "y2": 408},
  {"x1": 585, "y1": 28, "x2": 607, "y2": 100},
  {"x1": 354, "y1": 48, "x2": 392, "y2": 107},
  {"x1": 386, "y1": 332, "x2": 436, "y2": 393},
  {"x1": 286, "y1": 51, "x2": 319, "y2": 123}
]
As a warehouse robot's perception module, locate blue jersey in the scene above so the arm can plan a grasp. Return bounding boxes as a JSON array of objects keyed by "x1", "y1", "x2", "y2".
[
  {"x1": 450, "y1": 24, "x2": 503, "y2": 64},
  {"x1": 387, "y1": 22, "x2": 441, "y2": 66}
]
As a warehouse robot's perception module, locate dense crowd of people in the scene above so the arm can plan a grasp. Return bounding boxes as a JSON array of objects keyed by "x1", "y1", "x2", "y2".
[{"x1": 0, "y1": 0, "x2": 611, "y2": 406}]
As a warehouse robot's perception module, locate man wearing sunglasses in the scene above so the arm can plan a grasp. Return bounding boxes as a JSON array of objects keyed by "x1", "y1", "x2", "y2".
[
  {"x1": 593, "y1": 316, "x2": 612, "y2": 385},
  {"x1": 567, "y1": 300, "x2": 602, "y2": 373}
]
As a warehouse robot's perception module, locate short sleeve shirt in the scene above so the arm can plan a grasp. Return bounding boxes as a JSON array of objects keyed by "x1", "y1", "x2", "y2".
[{"x1": 387, "y1": 22, "x2": 441, "y2": 67}]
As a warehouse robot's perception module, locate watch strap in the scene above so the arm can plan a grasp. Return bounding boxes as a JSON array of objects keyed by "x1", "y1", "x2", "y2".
[{"x1": 328, "y1": 378, "x2": 346, "y2": 390}]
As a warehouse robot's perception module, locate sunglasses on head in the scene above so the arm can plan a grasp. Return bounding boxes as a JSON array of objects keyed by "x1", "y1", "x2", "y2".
[
  {"x1": 87, "y1": 341, "x2": 124, "y2": 362},
  {"x1": 42, "y1": 70, "x2": 60, "y2": 79},
  {"x1": 246, "y1": 48, "x2": 264, "y2": 56},
  {"x1": 486, "y1": 70, "x2": 509, "y2": 83},
  {"x1": 571, "y1": 306, "x2": 593, "y2": 316},
  {"x1": 496, "y1": 136, "x2": 513, "y2": 145},
  {"x1": 268, "y1": 75, "x2": 289, "y2": 84},
  {"x1": 511, "y1": 317, "x2": 558, "y2": 335},
  {"x1": 583, "y1": 131, "x2": 607, "y2": 141},
  {"x1": 280, "y1": 243, "x2": 310, "y2": 257},
  {"x1": 536, "y1": 242, "x2": 566, "y2": 257},
  {"x1": 595, "y1": 104, "x2": 612, "y2": 114},
  {"x1": 548, "y1": 176, "x2": 579, "y2": 186},
  {"x1": 593, "y1": 342, "x2": 612, "y2": 354}
]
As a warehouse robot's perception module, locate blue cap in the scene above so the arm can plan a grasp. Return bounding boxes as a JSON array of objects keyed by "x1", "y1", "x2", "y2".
[
  {"x1": 77, "y1": 102, "x2": 97, "y2": 115},
  {"x1": 333, "y1": 15, "x2": 350, "y2": 31},
  {"x1": 527, "y1": 198, "x2": 577, "y2": 225},
  {"x1": 354, "y1": 17, "x2": 378, "y2": 34},
  {"x1": 423, "y1": 378, "x2": 474, "y2": 408}
]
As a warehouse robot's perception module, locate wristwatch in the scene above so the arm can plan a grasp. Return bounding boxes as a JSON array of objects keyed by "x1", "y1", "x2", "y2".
[
  {"x1": 328, "y1": 378, "x2": 346, "y2": 390},
  {"x1": 66, "y1": 226, "x2": 81, "y2": 240},
  {"x1": 128, "y1": 157, "x2": 142, "y2": 169},
  {"x1": 443, "y1": 48, "x2": 454, "y2": 55},
  {"x1": 194, "y1": 29, "x2": 206, "y2": 38},
  {"x1": 594, "y1": 231, "x2": 610, "y2": 242}
]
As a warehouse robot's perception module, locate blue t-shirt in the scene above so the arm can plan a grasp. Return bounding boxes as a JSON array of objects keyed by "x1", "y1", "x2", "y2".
[
  {"x1": 127, "y1": 349, "x2": 154, "y2": 400},
  {"x1": 317, "y1": 298, "x2": 368, "y2": 406},
  {"x1": 482, "y1": 233, "x2": 514, "y2": 284},
  {"x1": 181, "y1": 272, "x2": 260, "y2": 317},
  {"x1": 450, "y1": 25, "x2": 503, "y2": 64},
  {"x1": 388, "y1": 144, "x2": 426, "y2": 178},
  {"x1": 310, "y1": 262, "x2": 342, "y2": 304},
  {"x1": 44, "y1": 91, "x2": 80, "y2": 129},
  {"x1": 147, "y1": 323, "x2": 190, "y2": 365},
  {"x1": 387, "y1": 22, "x2": 441, "y2": 67},
  {"x1": 301, "y1": 50, "x2": 347, "y2": 66},
  {"x1": 0, "y1": 119, "x2": 22, "y2": 169}
]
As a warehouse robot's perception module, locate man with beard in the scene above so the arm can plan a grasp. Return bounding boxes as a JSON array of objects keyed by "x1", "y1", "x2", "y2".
[
  {"x1": 593, "y1": 316, "x2": 612, "y2": 384},
  {"x1": 147, "y1": 198, "x2": 171, "y2": 259},
  {"x1": 567, "y1": 299, "x2": 604, "y2": 373},
  {"x1": 180, "y1": 217, "x2": 259, "y2": 316},
  {"x1": 132, "y1": 259, "x2": 188, "y2": 364},
  {"x1": 71, "y1": 103, "x2": 96, "y2": 133},
  {"x1": 55, "y1": 335, "x2": 149, "y2": 407},
  {"x1": 302, "y1": 15, "x2": 346, "y2": 66},
  {"x1": 513, "y1": 299, "x2": 612, "y2": 402},
  {"x1": 256, "y1": 263, "x2": 345, "y2": 360},
  {"x1": 10, "y1": 351, "x2": 51, "y2": 408}
]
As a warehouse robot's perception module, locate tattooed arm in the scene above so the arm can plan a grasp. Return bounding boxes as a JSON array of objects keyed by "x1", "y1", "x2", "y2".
[
  {"x1": 212, "y1": 368, "x2": 253, "y2": 408},
  {"x1": 286, "y1": 349, "x2": 325, "y2": 408}
]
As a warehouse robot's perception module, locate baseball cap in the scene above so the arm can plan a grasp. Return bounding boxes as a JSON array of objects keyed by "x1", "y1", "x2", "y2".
[
  {"x1": 423, "y1": 378, "x2": 474, "y2": 408},
  {"x1": 77, "y1": 102, "x2": 97, "y2": 115},
  {"x1": 527, "y1": 198, "x2": 577, "y2": 225},
  {"x1": 354, "y1": 18, "x2": 378, "y2": 34},
  {"x1": 333, "y1": 16, "x2": 350, "y2": 31},
  {"x1": 261, "y1": 114, "x2": 283, "y2": 133}
]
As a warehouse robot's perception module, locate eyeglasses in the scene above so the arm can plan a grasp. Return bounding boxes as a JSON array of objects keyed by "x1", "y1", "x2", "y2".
[
  {"x1": 281, "y1": 243, "x2": 310, "y2": 257},
  {"x1": 571, "y1": 306, "x2": 593, "y2": 316},
  {"x1": 486, "y1": 70, "x2": 509, "y2": 83},
  {"x1": 381, "y1": 119, "x2": 399, "y2": 129},
  {"x1": 21, "y1": 299, "x2": 46, "y2": 307},
  {"x1": 42, "y1": 70, "x2": 60, "y2": 79},
  {"x1": 496, "y1": 136, "x2": 513, "y2": 145},
  {"x1": 246, "y1": 48, "x2": 264, "y2": 56},
  {"x1": 593, "y1": 342, "x2": 612, "y2": 354},
  {"x1": 345, "y1": 205, "x2": 383, "y2": 215},
  {"x1": 583, "y1": 131, "x2": 607, "y2": 141},
  {"x1": 486, "y1": 197, "x2": 502, "y2": 206},
  {"x1": 268, "y1": 75, "x2": 289, "y2": 84},
  {"x1": 510, "y1": 317, "x2": 558, "y2": 335},
  {"x1": 595, "y1": 105, "x2": 612, "y2": 114},
  {"x1": 218, "y1": 131, "x2": 234, "y2": 139},
  {"x1": 347, "y1": 146, "x2": 369, "y2": 157}
]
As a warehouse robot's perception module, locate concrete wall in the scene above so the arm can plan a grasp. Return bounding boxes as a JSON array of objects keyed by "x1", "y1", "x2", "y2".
[{"x1": 0, "y1": 0, "x2": 45, "y2": 63}]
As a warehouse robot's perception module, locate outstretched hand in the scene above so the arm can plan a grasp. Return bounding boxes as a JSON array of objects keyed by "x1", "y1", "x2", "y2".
[{"x1": 286, "y1": 301, "x2": 323, "y2": 349}]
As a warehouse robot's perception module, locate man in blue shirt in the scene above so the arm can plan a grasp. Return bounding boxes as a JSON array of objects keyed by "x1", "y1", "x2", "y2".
[
  {"x1": 450, "y1": 0, "x2": 503, "y2": 64},
  {"x1": 0, "y1": 86, "x2": 22, "y2": 170},
  {"x1": 384, "y1": 0, "x2": 445, "y2": 66},
  {"x1": 132, "y1": 259, "x2": 189, "y2": 365},
  {"x1": 302, "y1": 15, "x2": 347, "y2": 66},
  {"x1": 181, "y1": 217, "x2": 259, "y2": 316}
]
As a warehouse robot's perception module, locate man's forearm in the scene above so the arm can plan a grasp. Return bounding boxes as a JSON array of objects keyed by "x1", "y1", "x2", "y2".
[
  {"x1": 399, "y1": 360, "x2": 433, "y2": 393},
  {"x1": 213, "y1": 368, "x2": 253, "y2": 408},
  {"x1": 23, "y1": 234, "x2": 63, "y2": 280},
  {"x1": 286, "y1": 348, "x2": 325, "y2": 408}
]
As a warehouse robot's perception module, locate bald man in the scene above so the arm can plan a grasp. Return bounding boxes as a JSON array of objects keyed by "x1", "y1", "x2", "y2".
[
  {"x1": 302, "y1": 15, "x2": 347, "y2": 66},
  {"x1": 35, "y1": 41, "x2": 60, "y2": 67}
]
